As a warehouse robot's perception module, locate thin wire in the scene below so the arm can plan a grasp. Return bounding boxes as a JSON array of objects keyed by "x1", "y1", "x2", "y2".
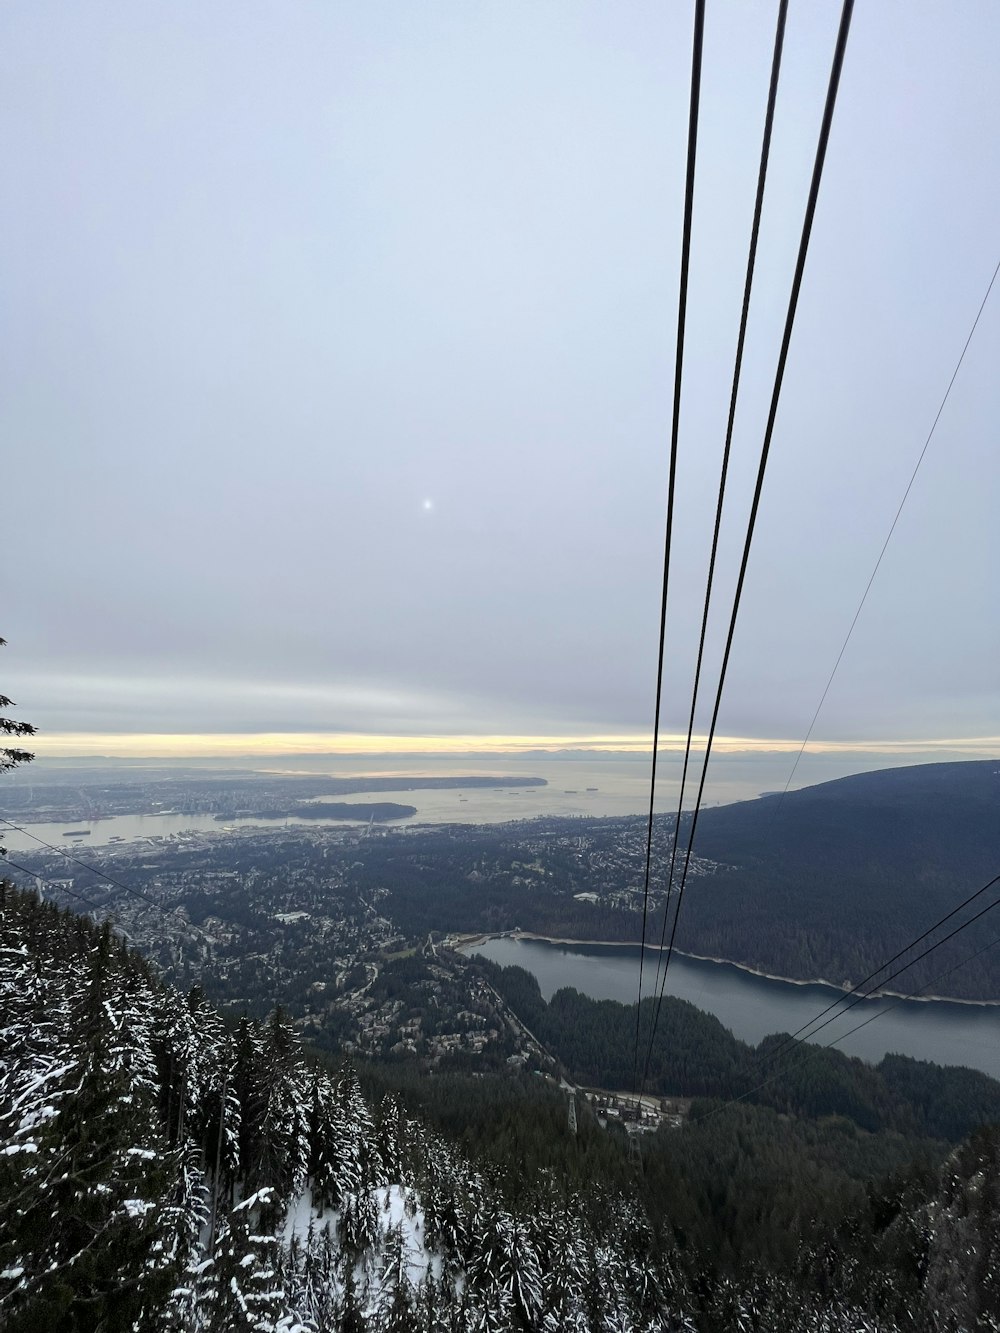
[
  {"x1": 0, "y1": 814, "x2": 163, "y2": 910},
  {"x1": 647, "y1": 0, "x2": 789, "y2": 1014},
  {"x1": 0, "y1": 813, "x2": 193, "y2": 938},
  {"x1": 632, "y1": 0, "x2": 706, "y2": 1099},
  {"x1": 642, "y1": 0, "x2": 856, "y2": 1094},
  {"x1": 2, "y1": 855, "x2": 105, "y2": 912},
  {"x1": 757, "y1": 876, "x2": 1000, "y2": 1057},
  {"x1": 759, "y1": 870, "x2": 1000, "y2": 1067},
  {"x1": 692, "y1": 920, "x2": 1000, "y2": 1127},
  {"x1": 775, "y1": 255, "x2": 1000, "y2": 803}
]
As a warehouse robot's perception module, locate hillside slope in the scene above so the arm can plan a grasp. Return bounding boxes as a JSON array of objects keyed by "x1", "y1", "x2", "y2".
[
  {"x1": 0, "y1": 882, "x2": 692, "y2": 1332},
  {"x1": 9, "y1": 881, "x2": 1000, "y2": 1330},
  {"x1": 680, "y1": 760, "x2": 1000, "y2": 998}
]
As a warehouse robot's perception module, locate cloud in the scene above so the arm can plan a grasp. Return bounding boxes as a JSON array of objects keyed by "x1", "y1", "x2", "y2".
[{"x1": 2, "y1": 3, "x2": 998, "y2": 757}]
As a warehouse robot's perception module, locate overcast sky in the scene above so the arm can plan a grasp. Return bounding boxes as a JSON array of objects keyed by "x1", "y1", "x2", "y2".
[{"x1": 3, "y1": 1, "x2": 998, "y2": 763}]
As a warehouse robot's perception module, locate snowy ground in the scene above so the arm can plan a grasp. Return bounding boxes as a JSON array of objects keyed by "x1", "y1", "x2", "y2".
[{"x1": 282, "y1": 1181, "x2": 445, "y2": 1296}]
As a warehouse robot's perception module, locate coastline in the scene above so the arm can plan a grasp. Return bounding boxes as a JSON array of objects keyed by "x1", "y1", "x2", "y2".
[{"x1": 451, "y1": 930, "x2": 1000, "y2": 1009}]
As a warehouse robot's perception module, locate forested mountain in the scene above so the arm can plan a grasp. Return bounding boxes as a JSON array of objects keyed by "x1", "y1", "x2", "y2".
[
  {"x1": 7, "y1": 878, "x2": 1000, "y2": 1331},
  {"x1": 677, "y1": 760, "x2": 1000, "y2": 997},
  {"x1": 7, "y1": 760, "x2": 998, "y2": 1002},
  {"x1": 318, "y1": 761, "x2": 1000, "y2": 1000}
]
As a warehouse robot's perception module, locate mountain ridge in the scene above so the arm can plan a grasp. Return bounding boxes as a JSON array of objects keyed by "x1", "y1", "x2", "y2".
[{"x1": 674, "y1": 759, "x2": 1000, "y2": 1000}]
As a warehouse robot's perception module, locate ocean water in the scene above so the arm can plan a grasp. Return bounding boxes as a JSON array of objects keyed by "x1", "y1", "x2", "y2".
[{"x1": 4, "y1": 746, "x2": 985, "y2": 851}]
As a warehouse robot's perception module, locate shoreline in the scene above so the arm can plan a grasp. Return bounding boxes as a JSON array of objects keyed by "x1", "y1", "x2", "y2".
[{"x1": 452, "y1": 930, "x2": 1000, "y2": 1009}]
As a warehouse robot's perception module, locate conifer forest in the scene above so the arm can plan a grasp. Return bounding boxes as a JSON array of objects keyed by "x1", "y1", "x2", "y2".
[{"x1": 6, "y1": 878, "x2": 1000, "y2": 1332}]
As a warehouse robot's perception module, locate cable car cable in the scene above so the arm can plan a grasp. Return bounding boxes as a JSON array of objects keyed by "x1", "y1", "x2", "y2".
[
  {"x1": 0, "y1": 814, "x2": 164, "y2": 910},
  {"x1": 632, "y1": 0, "x2": 707, "y2": 1098},
  {"x1": 647, "y1": 0, "x2": 789, "y2": 1015},
  {"x1": 693, "y1": 916, "x2": 1000, "y2": 1126},
  {"x1": 641, "y1": 0, "x2": 855, "y2": 1095},
  {"x1": 758, "y1": 869, "x2": 1000, "y2": 1068},
  {"x1": 773, "y1": 255, "x2": 1000, "y2": 807}
]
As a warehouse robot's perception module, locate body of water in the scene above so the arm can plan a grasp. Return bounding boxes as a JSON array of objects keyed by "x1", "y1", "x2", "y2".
[
  {"x1": 0, "y1": 811, "x2": 375, "y2": 851},
  {"x1": 469, "y1": 936, "x2": 1000, "y2": 1080},
  {"x1": 1, "y1": 758, "x2": 673, "y2": 851},
  {"x1": 9, "y1": 749, "x2": 990, "y2": 849}
]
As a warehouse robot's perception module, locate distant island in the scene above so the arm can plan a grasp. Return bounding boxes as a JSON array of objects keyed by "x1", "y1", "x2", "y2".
[
  {"x1": 216, "y1": 801, "x2": 417, "y2": 823},
  {"x1": 297, "y1": 775, "x2": 547, "y2": 794},
  {"x1": 1, "y1": 771, "x2": 548, "y2": 826}
]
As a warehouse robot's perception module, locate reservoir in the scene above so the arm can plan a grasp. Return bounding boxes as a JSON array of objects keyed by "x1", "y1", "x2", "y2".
[{"x1": 469, "y1": 936, "x2": 1000, "y2": 1081}]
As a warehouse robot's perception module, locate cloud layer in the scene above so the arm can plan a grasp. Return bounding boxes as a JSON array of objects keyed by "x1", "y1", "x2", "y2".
[{"x1": 3, "y1": 2, "x2": 998, "y2": 763}]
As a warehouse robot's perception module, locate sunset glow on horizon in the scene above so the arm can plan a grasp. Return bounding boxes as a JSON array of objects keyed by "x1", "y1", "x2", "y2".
[{"x1": 28, "y1": 731, "x2": 1000, "y2": 761}]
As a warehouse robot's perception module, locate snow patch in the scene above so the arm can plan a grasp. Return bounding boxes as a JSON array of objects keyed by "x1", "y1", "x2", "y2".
[
  {"x1": 123, "y1": 1199, "x2": 155, "y2": 1218},
  {"x1": 282, "y1": 1181, "x2": 444, "y2": 1304}
]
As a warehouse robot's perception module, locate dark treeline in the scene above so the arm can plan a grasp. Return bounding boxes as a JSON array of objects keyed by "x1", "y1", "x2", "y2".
[
  {"x1": 357, "y1": 1043, "x2": 1000, "y2": 1332},
  {"x1": 654, "y1": 761, "x2": 1000, "y2": 999},
  {"x1": 481, "y1": 959, "x2": 1000, "y2": 1142},
  {"x1": 354, "y1": 1058, "x2": 934, "y2": 1278},
  {"x1": 0, "y1": 882, "x2": 689, "y2": 1331}
]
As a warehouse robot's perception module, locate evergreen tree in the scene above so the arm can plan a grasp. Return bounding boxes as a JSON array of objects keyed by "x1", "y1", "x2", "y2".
[
  {"x1": 0, "y1": 638, "x2": 35, "y2": 784},
  {"x1": 377, "y1": 1224, "x2": 420, "y2": 1331},
  {"x1": 205, "y1": 1188, "x2": 288, "y2": 1333},
  {"x1": 0, "y1": 909, "x2": 180, "y2": 1329}
]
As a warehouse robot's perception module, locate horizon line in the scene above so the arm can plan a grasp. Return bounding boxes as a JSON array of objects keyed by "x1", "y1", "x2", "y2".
[{"x1": 23, "y1": 731, "x2": 1000, "y2": 761}]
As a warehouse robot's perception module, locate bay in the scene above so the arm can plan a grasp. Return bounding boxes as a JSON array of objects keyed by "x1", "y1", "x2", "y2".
[
  {"x1": 0, "y1": 811, "x2": 369, "y2": 850},
  {"x1": 1, "y1": 757, "x2": 673, "y2": 850}
]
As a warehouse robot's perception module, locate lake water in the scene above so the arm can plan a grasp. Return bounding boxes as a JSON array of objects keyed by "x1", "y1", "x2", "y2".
[{"x1": 469, "y1": 936, "x2": 1000, "y2": 1080}]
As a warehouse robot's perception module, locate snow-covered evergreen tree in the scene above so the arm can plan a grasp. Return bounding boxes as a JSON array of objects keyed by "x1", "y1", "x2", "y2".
[{"x1": 6, "y1": 878, "x2": 934, "y2": 1333}]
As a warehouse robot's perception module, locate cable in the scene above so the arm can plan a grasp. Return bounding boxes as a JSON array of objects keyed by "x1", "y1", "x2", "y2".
[
  {"x1": 0, "y1": 814, "x2": 191, "y2": 931},
  {"x1": 756, "y1": 874, "x2": 1000, "y2": 1059},
  {"x1": 641, "y1": 0, "x2": 856, "y2": 1094},
  {"x1": 692, "y1": 918, "x2": 1000, "y2": 1127},
  {"x1": 632, "y1": 0, "x2": 706, "y2": 1099},
  {"x1": 687, "y1": 254, "x2": 1000, "y2": 1074},
  {"x1": 759, "y1": 870, "x2": 1000, "y2": 1067},
  {"x1": 2, "y1": 854, "x2": 105, "y2": 913},
  {"x1": 774, "y1": 255, "x2": 1000, "y2": 804},
  {"x1": 0, "y1": 814, "x2": 164, "y2": 910},
  {"x1": 647, "y1": 0, "x2": 789, "y2": 1016}
]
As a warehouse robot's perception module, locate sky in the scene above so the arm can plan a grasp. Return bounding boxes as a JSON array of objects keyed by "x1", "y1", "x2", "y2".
[{"x1": 2, "y1": 2, "x2": 999, "y2": 779}]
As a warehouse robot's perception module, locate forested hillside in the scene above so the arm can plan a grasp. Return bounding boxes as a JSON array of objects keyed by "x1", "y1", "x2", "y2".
[
  {"x1": 483, "y1": 961, "x2": 1000, "y2": 1140},
  {"x1": 334, "y1": 762, "x2": 1000, "y2": 1000},
  {"x1": 0, "y1": 882, "x2": 690, "y2": 1331},
  {"x1": 679, "y1": 760, "x2": 1000, "y2": 997},
  {"x1": 8, "y1": 879, "x2": 1000, "y2": 1331}
]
